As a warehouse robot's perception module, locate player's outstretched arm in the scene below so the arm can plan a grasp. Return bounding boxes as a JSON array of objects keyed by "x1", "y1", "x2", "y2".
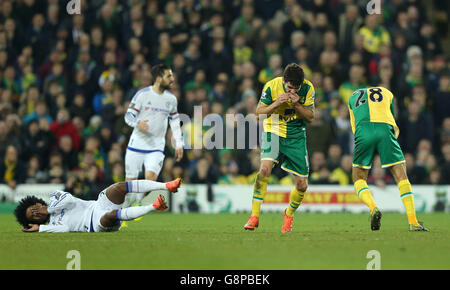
[
  {"x1": 21, "y1": 224, "x2": 40, "y2": 232},
  {"x1": 169, "y1": 112, "x2": 184, "y2": 162}
]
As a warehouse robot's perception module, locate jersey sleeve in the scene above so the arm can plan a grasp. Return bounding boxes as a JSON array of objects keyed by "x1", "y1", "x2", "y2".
[
  {"x1": 390, "y1": 95, "x2": 396, "y2": 119},
  {"x1": 169, "y1": 96, "x2": 178, "y2": 115},
  {"x1": 47, "y1": 191, "x2": 75, "y2": 215},
  {"x1": 303, "y1": 84, "x2": 315, "y2": 108},
  {"x1": 39, "y1": 224, "x2": 70, "y2": 233},
  {"x1": 259, "y1": 83, "x2": 273, "y2": 105},
  {"x1": 348, "y1": 105, "x2": 356, "y2": 134},
  {"x1": 168, "y1": 96, "x2": 184, "y2": 148},
  {"x1": 124, "y1": 92, "x2": 143, "y2": 128}
]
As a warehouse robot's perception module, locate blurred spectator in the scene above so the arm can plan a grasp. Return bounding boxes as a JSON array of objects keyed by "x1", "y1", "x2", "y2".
[
  {"x1": 69, "y1": 93, "x2": 93, "y2": 125},
  {"x1": 307, "y1": 12, "x2": 331, "y2": 63},
  {"x1": 282, "y1": 4, "x2": 310, "y2": 47},
  {"x1": 0, "y1": 144, "x2": 25, "y2": 189},
  {"x1": 58, "y1": 134, "x2": 79, "y2": 171},
  {"x1": 21, "y1": 119, "x2": 53, "y2": 165},
  {"x1": 104, "y1": 161, "x2": 125, "y2": 184},
  {"x1": 440, "y1": 118, "x2": 450, "y2": 147},
  {"x1": 405, "y1": 153, "x2": 427, "y2": 185},
  {"x1": 338, "y1": 3, "x2": 363, "y2": 59},
  {"x1": 93, "y1": 70, "x2": 116, "y2": 115},
  {"x1": 23, "y1": 99, "x2": 53, "y2": 126},
  {"x1": 19, "y1": 85, "x2": 41, "y2": 120},
  {"x1": 339, "y1": 64, "x2": 367, "y2": 104},
  {"x1": 326, "y1": 143, "x2": 342, "y2": 171},
  {"x1": 398, "y1": 101, "x2": 434, "y2": 153},
  {"x1": 79, "y1": 135, "x2": 106, "y2": 171},
  {"x1": 183, "y1": 69, "x2": 212, "y2": 93},
  {"x1": 310, "y1": 165, "x2": 337, "y2": 185},
  {"x1": 359, "y1": 14, "x2": 391, "y2": 55},
  {"x1": 306, "y1": 109, "x2": 335, "y2": 155},
  {"x1": 50, "y1": 108, "x2": 81, "y2": 150},
  {"x1": 330, "y1": 154, "x2": 353, "y2": 186},
  {"x1": 427, "y1": 168, "x2": 444, "y2": 185},
  {"x1": 309, "y1": 151, "x2": 326, "y2": 177},
  {"x1": 232, "y1": 34, "x2": 253, "y2": 65},
  {"x1": 83, "y1": 115, "x2": 102, "y2": 138},
  {"x1": 218, "y1": 158, "x2": 248, "y2": 185},
  {"x1": 367, "y1": 157, "x2": 394, "y2": 188},
  {"x1": 67, "y1": 68, "x2": 94, "y2": 104},
  {"x1": 333, "y1": 103, "x2": 352, "y2": 154},
  {"x1": 25, "y1": 155, "x2": 48, "y2": 184},
  {"x1": 367, "y1": 167, "x2": 392, "y2": 189},
  {"x1": 229, "y1": 3, "x2": 256, "y2": 42},
  {"x1": 258, "y1": 54, "x2": 283, "y2": 85},
  {"x1": 440, "y1": 143, "x2": 450, "y2": 183},
  {"x1": 0, "y1": 119, "x2": 20, "y2": 158},
  {"x1": 25, "y1": 13, "x2": 51, "y2": 62},
  {"x1": 189, "y1": 157, "x2": 219, "y2": 184},
  {"x1": 432, "y1": 73, "x2": 450, "y2": 134}
]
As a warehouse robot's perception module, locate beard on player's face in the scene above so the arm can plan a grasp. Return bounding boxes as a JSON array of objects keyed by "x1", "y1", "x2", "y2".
[{"x1": 160, "y1": 79, "x2": 173, "y2": 91}]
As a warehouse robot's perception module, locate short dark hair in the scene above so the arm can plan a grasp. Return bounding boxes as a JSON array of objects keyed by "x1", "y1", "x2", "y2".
[
  {"x1": 14, "y1": 196, "x2": 48, "y2": 229},
  {"x1": 283, "y1": 63, "x2": 305, "y2": 87},
  {"x1": 151, "y1": 64, "x2": 171, "y2": 80}
]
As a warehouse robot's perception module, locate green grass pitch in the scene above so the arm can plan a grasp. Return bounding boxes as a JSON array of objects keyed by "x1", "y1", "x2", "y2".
[{"x1": 1, "y1": 212, "x2": 449, "y2": 270}]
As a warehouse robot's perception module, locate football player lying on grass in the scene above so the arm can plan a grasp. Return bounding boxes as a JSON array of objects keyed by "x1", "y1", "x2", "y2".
[{"x1": 14, "y1": 178, "x2": 181, "y2": 233}]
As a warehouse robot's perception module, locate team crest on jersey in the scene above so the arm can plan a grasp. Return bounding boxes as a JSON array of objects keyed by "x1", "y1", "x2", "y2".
[
  {"x1": 261, "y1": 91, "x2": 267, "y2": 100},
  {"x1": 165, "y1": 101, "x2": 171, "y2": 108}
]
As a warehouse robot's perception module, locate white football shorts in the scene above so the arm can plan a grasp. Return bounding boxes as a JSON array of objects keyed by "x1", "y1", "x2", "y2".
[
  {"x1": 90, "y1": 189, "x2": 123, "y2": 232},
  {"x1": 124, "y1": 147, "x2": 165, "y2": 178}
]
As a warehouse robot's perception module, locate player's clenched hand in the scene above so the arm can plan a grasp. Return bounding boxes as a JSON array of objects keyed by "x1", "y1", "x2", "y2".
[
  {"x1": 22, "y1": 224, "x2": 39, "y2": 232},
  {"x1": 276, "y1": 93, "x2": 290, "y2": 105},
  {"x1": 289, "y1": 92, "x2": 300, "y2": 103},
  {"x1": 137, "y1": 120, "x2": 149, "y2": 132}
]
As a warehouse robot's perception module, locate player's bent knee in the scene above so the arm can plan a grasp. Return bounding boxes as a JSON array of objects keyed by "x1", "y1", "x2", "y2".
[
  {"x1": 295, "y1": 179, "x2": 308, "y2": 192},
  {"x1": 100, "y1": 210, "x2": 119, "y2": 228},
  {"x1": 259, "y1": 166, "x2": 271, "y2": 178},
  {"x1": 105, "y1": 182, "x2": 128, "y2": 205},
  {"x1": 145, "y1": 171, "x2": 158, "y2": 181},
  {"x1": 352, "y1": 168, "x2": 369, "y2": 183}
]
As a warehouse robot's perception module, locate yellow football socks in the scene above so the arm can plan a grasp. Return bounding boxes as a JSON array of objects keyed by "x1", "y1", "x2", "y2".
[
  {"x1": 286, "y1": 187, "x2": 305, "y2": 217},
  {"x1": 398, "y1": 179, "x2": 419, "y2": 226},
  {"x1": 251, "y1": 173, "x2": 269, "y2": 217},
  {"x1": 354, "y1": 179, "x2": 377, "y2": 213}
]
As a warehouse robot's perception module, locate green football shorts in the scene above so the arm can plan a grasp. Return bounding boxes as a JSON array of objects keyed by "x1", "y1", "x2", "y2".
[
  {"x1": 260, "y1": 131, "x2": 309, "y2": 177},
  {"x1": 352, "y1": 122, "x2": 405, "y2": 169}
]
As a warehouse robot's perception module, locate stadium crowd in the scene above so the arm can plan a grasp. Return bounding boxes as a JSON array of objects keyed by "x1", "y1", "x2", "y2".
[{"x1": 0, "y1": 0, "x2": 449, "y2": 200}]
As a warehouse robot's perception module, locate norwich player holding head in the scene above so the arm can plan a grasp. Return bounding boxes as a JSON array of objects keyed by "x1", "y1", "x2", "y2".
[
  {"x1": 244, "y1": 63, "x2": 315, "y2": 233},
  {"x1": 348, "y1": 87, "x2": 429, "y2": 231}
]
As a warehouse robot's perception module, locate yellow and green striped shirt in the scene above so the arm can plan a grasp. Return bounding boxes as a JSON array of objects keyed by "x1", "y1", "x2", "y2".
[
  {"x1": 347, "y1": 87, "x2": 399, "y2": 138},
  {"x1": 260, "y1": 77, "x2": 315, "y2": 138}
]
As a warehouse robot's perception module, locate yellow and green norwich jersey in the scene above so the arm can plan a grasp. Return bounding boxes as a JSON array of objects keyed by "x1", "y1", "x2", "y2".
[
  {"x1": 347, "y1": 87, "x2": 399, "y2": 138},
  {"x1": 259, "y1": 77, "x2": 315, "y2": 138},
  {"x1": 358, "y1": 26, "x2": 391, "y2": 54}
]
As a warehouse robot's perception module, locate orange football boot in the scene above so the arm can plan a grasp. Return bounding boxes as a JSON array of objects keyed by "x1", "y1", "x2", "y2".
[
  {"x1": 244, "y1": 216, "x2": 259, "y2": 230},
  {"x1": 152, "y1": 194, "x2": 168, "y2": 210},
  {"x1": 165, "y1": 178, "x2": 181, "y2": 193},
  {"x1": 281, "y1": 209, "x2": 293, "y2": 234}
]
